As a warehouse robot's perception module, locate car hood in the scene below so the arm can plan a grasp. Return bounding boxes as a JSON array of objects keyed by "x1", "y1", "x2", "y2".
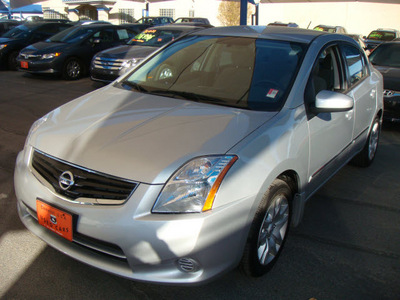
[
  {"x1": 31, "y1": 85, "x2": 276, "y2": 184},
  {"x1": 21, "y1": 41, "x2": 67, "y2": 53},
  {"x1": 97, "y1": 45, "x2": 157, "y2": 60},
  {"x1": 0, "y1": 37, "x2": 19, "y2": 44},
  {"x1": 374, "y1": 65, "x2": 400, "y2": 90}
]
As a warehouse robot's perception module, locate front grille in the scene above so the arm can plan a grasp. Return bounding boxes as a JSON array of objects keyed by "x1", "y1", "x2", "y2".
[
  {"x1": 93, "y1": 57, "x2": 125, "y2": 70},
  {"x1": 20, "y1": 53, "x2": 41, "y2": 59},
  {"x1": 31, "y1": 150, "x2": 138, "y2": 204}
]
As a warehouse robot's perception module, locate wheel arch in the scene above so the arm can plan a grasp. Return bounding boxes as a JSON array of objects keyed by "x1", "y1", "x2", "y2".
[{"x1": 276, "y1": 170, "x2": 305, "y2": 227}]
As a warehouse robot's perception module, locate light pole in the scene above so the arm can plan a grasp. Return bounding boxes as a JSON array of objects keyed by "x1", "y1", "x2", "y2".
[
  {"x1": 240, "y1": 0, "x2": 247, "y2": 25},
  {"x1": 241, "y1": 0, "x2": 260, "y2": 26}
]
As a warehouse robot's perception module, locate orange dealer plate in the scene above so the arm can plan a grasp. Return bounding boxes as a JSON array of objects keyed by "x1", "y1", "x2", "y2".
[
  {"x1": 36, "y1": 199, "x2": 73, "y2": 242},
  {"x1": 20, "y1": 61, "x2": 28, "y2": 69}
]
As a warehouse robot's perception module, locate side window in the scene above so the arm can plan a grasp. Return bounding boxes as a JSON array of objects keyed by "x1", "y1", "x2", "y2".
[
  {"x1": 57, "y1": 25, "x2": 71, "y2": 33},
  {"x1": 116, "y1": 29, "x2": 130, "y2": 41},
  {"x1": 100, "y1": 28, "x2": 114, "y2": 42},
  {"x1": 87, "y1": 30, "x2": 101, "y2": 44},
  {"x1": 304, "y1": 46, "x2": 343, "y2": 106},
  {"x1": 341, "y1": 44, "x2": 368, "y2": 88},
  {"x1": 37, "y1": 24, "x2": 59, "y2": 35}
]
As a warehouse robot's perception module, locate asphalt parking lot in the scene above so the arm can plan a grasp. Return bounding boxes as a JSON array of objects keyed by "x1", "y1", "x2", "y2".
[{"x1": 0, "y1": 71, "x2": 399, "y2": 300}]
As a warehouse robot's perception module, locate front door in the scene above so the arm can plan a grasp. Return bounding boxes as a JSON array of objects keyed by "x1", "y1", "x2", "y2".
[{"x1": 305, "y1": 45, "x2": 355, "y2": 194}]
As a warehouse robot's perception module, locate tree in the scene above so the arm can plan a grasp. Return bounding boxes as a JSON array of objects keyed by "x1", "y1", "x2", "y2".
[{"x1": 218, "y1": 0, "x2": 254, "y2": 26}]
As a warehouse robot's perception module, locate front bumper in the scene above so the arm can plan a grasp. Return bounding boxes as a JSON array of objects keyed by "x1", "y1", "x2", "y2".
[
  {"x1": 384, "y1": 94, "x2": 400, "y2": 122},
  {"x1": 16, "y1": 57, "x2": 63, "y2": 74},
  {"x1": 14, "y1": 147, "x2": 251, "y2": 285},
  {"x1": 90, "y1": 66, "x2": 122, "y2": 83}
]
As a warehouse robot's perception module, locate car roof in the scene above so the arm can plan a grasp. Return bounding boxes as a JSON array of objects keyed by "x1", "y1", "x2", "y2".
[
  {"x1": 71, "y1": 23, "x2": 118, "y2": 29},
  {"x1": 192, "y1": 26, "x2": 333, "y2": 44},
  {"x1": 377, "y1": 40, "x2": 400, "y2": 44},
  {"x1": 17, "y1": 21, "x2": 70, "y2": 29},
  {"x1": 0, "y1": 19, "x2": 20, "y2": 23},
  {"x1": 140, "y1": 16, "x2": 172, "y2": 19},
  {"x1": 146, "y1": 24, "x2": 208, "y2": 31}
]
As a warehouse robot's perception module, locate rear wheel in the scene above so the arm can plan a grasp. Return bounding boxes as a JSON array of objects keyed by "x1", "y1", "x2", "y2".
[
  {"x1": 351, "y1": 116, "x2": 380, "y2": 167},
  {"x1": 240, "y1": 178, "x2": 292, "y2": 277},
  {"x1": 63, "y1": 57, "x2": 83, "y2": 80}
]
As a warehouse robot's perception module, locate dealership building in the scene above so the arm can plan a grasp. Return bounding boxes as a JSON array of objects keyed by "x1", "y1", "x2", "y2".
[{"x1": 6, "y1": 0, "x2": 400, "y2": 36}]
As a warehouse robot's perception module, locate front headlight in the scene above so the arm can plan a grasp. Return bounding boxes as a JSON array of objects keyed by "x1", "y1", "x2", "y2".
[
  {"x1": 121, "y1": 58, "x2": 143, "y2": 70},
  {"x1": 152, "y1": 155, "x2": 238, "y2": 213},
  {"x1": 0, "y1": 44, "x2": 8, "y2": 50},
  {"x1": 41, "y1": 52, "x2": 61, "y2": 60},
  {"x1": 24, "y1": 114, "x2": 48, "y2": 148}
]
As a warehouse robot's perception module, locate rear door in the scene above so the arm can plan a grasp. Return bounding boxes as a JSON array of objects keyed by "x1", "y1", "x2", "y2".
[{"x1": 339, "y1": 43, "x2": 375, "y2": 140}]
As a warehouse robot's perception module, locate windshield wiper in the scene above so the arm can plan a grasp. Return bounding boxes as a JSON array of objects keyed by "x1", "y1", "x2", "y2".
[
  {"x1": 121, "y1": 81, "x2": 149, "y2": 93},
  {"x1": 149, "y1": 90, "x2": 225, "y2": 104}
]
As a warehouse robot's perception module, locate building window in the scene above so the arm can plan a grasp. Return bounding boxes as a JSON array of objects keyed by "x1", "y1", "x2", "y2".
[
  {"x1": 119, "y1": 8, "x2": 135, "y2": 24},
  {"x1": 159, "y1": 8, "x2": 175, "y2": 19},
  {"x1": 43, "y1": 7, "x2": 68, "y2": 20},
  {"x1": 189, "y1": 9, "x2": 195, "y2": 17}
]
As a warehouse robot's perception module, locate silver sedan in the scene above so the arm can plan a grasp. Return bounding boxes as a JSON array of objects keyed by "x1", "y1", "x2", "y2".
[{"x1": 14, "y1": 26, "x2": 383, "y2": 284}]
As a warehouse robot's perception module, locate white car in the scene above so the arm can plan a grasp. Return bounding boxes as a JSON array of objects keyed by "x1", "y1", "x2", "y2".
[{"x1": 14, "y1": 26, "x2": 383, "y2": 284}]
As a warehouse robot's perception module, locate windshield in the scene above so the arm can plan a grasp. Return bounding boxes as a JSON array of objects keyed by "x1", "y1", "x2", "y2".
[
  {"x1": 367, "y1": 31, "x2": 396, "y2": 41},
  {"x1": 121, "y1": 35, "x2": 305, "y2": 111},
  {"x1": 369, "y1": 43, "x2": 400, "y2": 67},
  {"x1": 2, "y1": 25, "x2": 30, "y2": 39},
  {"x1": 47, "y1": 26, "x2": 95, "y2": 43},
  {"x1": 127, "y1": 29, "x2": 184, "y2": 47}
]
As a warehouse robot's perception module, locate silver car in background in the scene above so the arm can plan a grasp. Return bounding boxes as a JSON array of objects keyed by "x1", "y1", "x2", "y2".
[
  {"x1": 14, "y1": 26, "x2": 383, "y2": 285},
  {"x1": 90, "y1": 25, "x2": 207, "y2": 83}
]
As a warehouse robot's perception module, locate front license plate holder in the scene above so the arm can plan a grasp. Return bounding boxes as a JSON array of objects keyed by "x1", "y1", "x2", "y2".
[
  {"x1": 36, "y1": 199, "x2": 73, "y2": 241},
  {"x1": 21, "y1": 61, "x2": 28, "y2": 69}
]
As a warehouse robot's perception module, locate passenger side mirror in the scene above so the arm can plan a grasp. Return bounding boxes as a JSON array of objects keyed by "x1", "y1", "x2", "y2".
[
  {"x1": 92, "y1": 38, "x2": 101, "y2": 44},
  {"x1": 311, "y1": 90, "x2": 354, "y2": 113}
]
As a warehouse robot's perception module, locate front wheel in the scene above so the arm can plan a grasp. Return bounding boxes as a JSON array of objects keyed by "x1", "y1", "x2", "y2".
[
  {"x1": 351, "y1": 116, "x2": 380, "y2": 167},
  {"x1": 8, "y1": 51, "x2": 19, "y2": 70},
  {"x1": 63, "y1": 57, "x2": 83, "y2": 80},
  {"x1": 240, "y1": 178, "x2": 292, "y2": 277}
]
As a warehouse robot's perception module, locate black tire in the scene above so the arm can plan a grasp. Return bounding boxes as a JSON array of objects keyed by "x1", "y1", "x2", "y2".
[
  {"x1": 8, "y1": 51, "x2": 19, "y2": 71},
  {"x1": 240, "y1": 178, "x2": 292, "y2": 277},
  {"x1": 62, "y1": 57, "x2": 83, "y2": 80},
  {"x1": 351, "y1": 116, "x2": 380, "y2": 167}
]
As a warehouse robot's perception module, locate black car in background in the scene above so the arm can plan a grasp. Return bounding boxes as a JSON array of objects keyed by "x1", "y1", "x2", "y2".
[
  {"x1": 90, "y1": 25, "x2": 205, "y2": 83},
  {"x1": 173, "y1": 17, "x2": 211, "y2": 25},
  {"x1": 136, "y1": 16, "x2": 174, "y2": 26},
  {"x1": 369, "y1": 41, "x2": 400, "y2": 122},
  {"x1": 0, "y1": 19, "x2": 21, "y2": 36},
  {"x1": 0, "y1": 22, "x2": 72, "y2": 70},
  {"x1": 17, "y1": 24, "x2": 139, "y2": 80},
  {"x1": 267, "y1": 21, "x2": 299, "y2": 28},
  {"x1": 363, "y1": 29, "x2": 400, "y2": 51},
  {"x1": 313, "y1": 24, "x2": 347, "y2": 34}
]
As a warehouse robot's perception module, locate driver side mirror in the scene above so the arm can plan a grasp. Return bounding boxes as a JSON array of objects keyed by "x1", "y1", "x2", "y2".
[{"x1": 311, "y1": 90, "x2": 354, "y2": 113}]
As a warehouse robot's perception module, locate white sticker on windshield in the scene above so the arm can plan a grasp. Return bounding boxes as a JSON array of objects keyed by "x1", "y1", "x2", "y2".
[{"x1": 266, "y1": 89, "x2": 279, "y2": 98}]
